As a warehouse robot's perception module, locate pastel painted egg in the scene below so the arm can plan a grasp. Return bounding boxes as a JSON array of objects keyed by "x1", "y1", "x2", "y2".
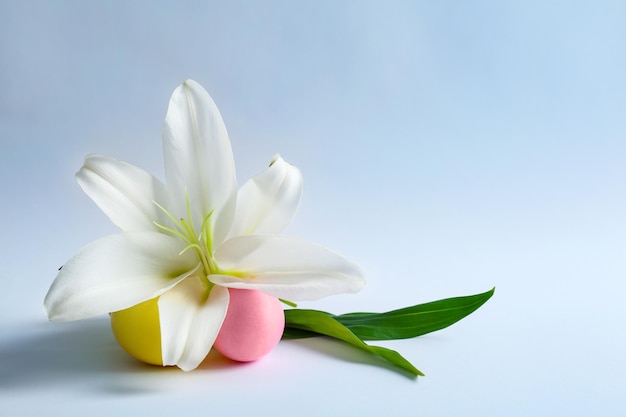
[
  {"x1": 110, "y1": 297, "x2": 163, "y2": 366},
  {"x1": 214, "y1": 288, "x2": 285, "y2": 362}
]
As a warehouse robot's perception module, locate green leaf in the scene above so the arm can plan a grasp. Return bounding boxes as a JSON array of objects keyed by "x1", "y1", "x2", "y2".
[
  {"x1": 282, "y1": 288, "x2": 495, "y2": 377},
  {"x1": 284, "y1": 309, "x2": 424, "y2": 377},
  {"x1": 334, "y1": 287, "x2": 495, "y2": 340}
]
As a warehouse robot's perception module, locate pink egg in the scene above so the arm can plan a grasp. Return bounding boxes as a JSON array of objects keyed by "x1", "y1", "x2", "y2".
[{"x1": 214, "y1": 288, "x2": 285, "y2": 362}]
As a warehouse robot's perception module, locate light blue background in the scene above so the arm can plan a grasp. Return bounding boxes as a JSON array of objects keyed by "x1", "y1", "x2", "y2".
[{"x1": 1, "y1": 1, "x2": 625, "y2": 415}]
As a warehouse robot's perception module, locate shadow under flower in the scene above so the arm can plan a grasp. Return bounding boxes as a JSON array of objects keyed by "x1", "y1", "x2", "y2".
[
  {"x1": 0, "y1": 318, "x2": 243, "y2": 395},
  {"x1": 0, "y1": 318, "x2": 418, "y2": 397}
]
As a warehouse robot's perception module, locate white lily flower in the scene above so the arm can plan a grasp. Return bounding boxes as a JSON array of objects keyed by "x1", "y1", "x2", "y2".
[{"x1": 44, "y1": 80, "x2": 365, "y2": 371}]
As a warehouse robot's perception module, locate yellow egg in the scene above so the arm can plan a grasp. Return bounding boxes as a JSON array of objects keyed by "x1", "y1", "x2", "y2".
[{"x1": 110, "y1": 297, "x2": 163, "y2": 366}]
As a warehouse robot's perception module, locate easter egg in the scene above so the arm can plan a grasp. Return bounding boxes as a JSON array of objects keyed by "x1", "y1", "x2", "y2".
[
  {"x1": 110, "y1": 297, "x2": 163, "y2": 366},
  {"x1": 214, "y1": 288, "x2": 285, "y2": 362}
]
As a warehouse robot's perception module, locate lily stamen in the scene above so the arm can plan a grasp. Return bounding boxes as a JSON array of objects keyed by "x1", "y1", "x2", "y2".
[{"x1": 153, "y1": 201, "x2": 219, "y2": 279}]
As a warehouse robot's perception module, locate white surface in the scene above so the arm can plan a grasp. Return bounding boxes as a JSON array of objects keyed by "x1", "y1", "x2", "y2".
[{"x1": 1, "y1": 1, "x2": 625, "y2": 415}]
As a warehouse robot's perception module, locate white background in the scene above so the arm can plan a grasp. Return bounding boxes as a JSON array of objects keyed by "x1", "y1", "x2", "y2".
[{"x1": 1, "y1": 1, "x2": 625, "y2": 415}]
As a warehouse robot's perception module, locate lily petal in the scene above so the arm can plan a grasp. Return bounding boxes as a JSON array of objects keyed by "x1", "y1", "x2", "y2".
[
  {"x1": 227, "y1": 155, "x2": 304, "y2": 238},
  {"x1": 212, "y1": 235, "x2": 365, "y2": 300},
  {"x1": 159, "y1": 278, "x2": 230, "y2": 371},
  {"x1": 76, "y1": 155, "x2": 170, "y2": 232},
  {"x1": 44, "y1": 232, "x2": 199, "y2": 322},
  {"x1": 163, "y1": 80, "x2": 237, "y2": 247}
]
